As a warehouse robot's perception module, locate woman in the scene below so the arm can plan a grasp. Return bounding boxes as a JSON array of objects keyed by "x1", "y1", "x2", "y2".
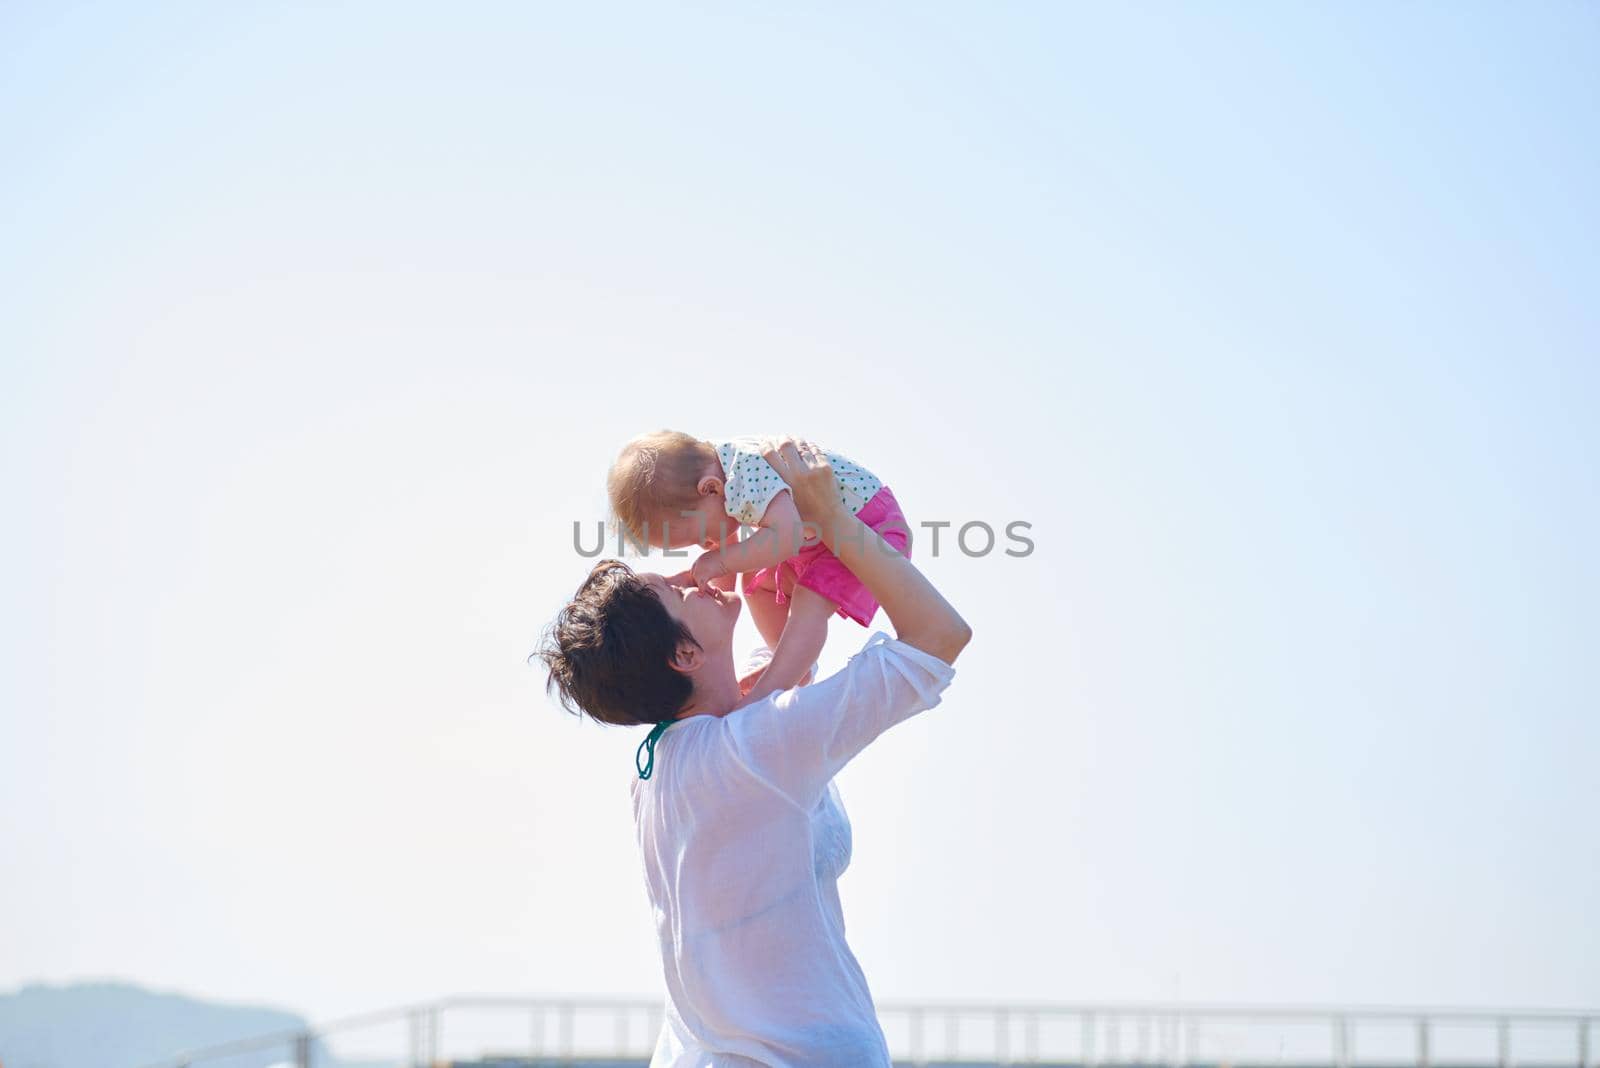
[{"x1": 540, "y1": 438, "x2": 972, "y2": 1067}]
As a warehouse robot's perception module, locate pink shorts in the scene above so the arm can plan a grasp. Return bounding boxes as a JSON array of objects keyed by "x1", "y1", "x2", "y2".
[{"x1": 747, "y1": 485, "x2": 911, "y2": 627}]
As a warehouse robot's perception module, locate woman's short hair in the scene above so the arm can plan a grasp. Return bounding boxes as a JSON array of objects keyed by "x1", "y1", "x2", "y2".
[{"x1": 537, "y1": 560, "x2": 697, "y2": 726}]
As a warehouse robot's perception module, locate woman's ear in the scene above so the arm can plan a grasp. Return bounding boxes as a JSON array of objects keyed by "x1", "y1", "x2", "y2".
[
  {"x1": 669, "y1": 639, "x2": 703, "y2": 676},
  {"x1": 696, "y1": 474, "x2": 723, "y2": 497}
]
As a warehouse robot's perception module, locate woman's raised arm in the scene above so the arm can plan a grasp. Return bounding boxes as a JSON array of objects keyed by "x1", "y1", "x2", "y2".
[{"x1": 759, "y1": 438, "x2": 972, "y2": 665}]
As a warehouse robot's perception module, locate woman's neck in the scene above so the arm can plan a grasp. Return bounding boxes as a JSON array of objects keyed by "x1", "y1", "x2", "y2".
[{"x1": 676, "y1": 660, "x2": 744, "y2": 719}]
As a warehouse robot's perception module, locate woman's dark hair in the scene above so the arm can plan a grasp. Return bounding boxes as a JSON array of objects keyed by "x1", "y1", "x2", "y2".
[{"x1": 536, "y1": 560, "x2": 697, "y2": 726}]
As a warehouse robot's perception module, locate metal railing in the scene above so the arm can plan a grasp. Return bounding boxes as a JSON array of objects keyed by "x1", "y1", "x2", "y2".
[{"x1": 138, "y1": 996, "x2": 1600, "y2": 1068}]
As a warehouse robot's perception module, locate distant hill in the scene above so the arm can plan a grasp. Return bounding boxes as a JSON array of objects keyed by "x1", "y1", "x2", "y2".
[{"x1": 0, "y1": 981, "x2": 329, "y2": 1068}]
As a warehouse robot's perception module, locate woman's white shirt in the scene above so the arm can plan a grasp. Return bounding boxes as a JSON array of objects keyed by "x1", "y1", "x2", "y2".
[{"x1": 630, "y1": 632, "x2": 957, "y2": 1067}]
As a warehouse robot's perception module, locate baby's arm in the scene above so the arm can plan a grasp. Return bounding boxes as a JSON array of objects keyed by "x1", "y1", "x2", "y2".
[
  {"x1": 706, "y1": 530, "x2": 739, "y2": 592},
  {"x1": 690, "y1": 491, "x2": 813, "y2": 586}
]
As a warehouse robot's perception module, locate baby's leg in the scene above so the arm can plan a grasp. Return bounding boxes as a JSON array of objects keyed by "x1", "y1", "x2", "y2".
[
  {"x1": 742, "y1": 570, "x2": 789, "y2": 652},
  {"x1": 739, "y1": 586, "x2": 833, "y2": 707}
]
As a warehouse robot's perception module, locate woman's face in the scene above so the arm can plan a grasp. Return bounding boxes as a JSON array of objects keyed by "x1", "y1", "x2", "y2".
[{"x1": 642, "y1": 572, "x2": 741, "y2": 653}]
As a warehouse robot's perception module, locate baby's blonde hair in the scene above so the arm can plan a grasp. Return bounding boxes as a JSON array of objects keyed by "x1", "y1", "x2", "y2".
[{"x1": 607, "y1": 430, "x2": 717, "y2": 544}]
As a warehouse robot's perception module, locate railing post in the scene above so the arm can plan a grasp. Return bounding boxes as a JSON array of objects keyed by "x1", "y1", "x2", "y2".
[
  {"x1": 1499, "y1": 1018, "x2": 1512, "y2": 1068},
  {"x1": 1026, "y1": 1011, "x2": 1039, "y2": 1064},
  {"x1": 294, "y1": 1032, "x2": 311, "y2": 1068},
  {"x1": 561, "y1": 1001, "x2": 575, "y2": 1067},
  {"x1": 530, "y1": 1003, "x2": 544, "y2": 1058},
  {"x1": 997, "y1": 1006, "x2": 1010, "y2": 1065},
  {"x1": 1580, "y1": 1019, "x2": 1590, "y2": 1068},
  {"x1": 1417, "y1": 1017, "x2": 1430, "y2": 1068},
  {"x1": 428, "y1": 1005, "x2": 440, "y2": 1067},
  {"x1": 910, "y1": 1007, "x2": 924, "y2": 1068},
  {"x1": 1086, "y1": 1012, "x2": 1098, "y2": 1068}
]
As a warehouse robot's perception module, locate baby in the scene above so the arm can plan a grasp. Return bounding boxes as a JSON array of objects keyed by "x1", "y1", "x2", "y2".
[{"x1": 607, "y1": 431, "x2": 911, "y2": 707}]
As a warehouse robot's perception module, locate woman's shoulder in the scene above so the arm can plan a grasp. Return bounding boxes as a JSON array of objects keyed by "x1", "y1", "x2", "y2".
[
  {"x1": 714, "y1": 633, "x2": 957, "y2": 811},
  {"x1": 633, "y1": 709, "x2": 812, "y2": 815}
]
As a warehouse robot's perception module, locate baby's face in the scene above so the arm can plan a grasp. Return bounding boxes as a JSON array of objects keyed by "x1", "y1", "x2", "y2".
[{"x1": 649, "y1": 493, "x2": 731, "y2": 550}]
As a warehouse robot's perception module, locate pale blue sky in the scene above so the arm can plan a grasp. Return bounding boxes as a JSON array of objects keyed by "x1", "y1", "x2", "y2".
[{"x1": 2, "y1": 0, "x2": 1596, "y2": 1032}]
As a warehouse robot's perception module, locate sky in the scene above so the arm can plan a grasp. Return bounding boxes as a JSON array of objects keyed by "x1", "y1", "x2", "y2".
[{"x1": 2, "y1": 0, "x2": 1597, "y2": 1048}]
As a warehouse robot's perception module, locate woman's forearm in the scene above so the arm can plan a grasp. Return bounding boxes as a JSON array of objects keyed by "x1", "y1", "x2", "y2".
[
  {"x1": 813, "y1": 504, "x2": 971, "y2": 665},
  {"x1": 759, "y1": 437, "x2": 971, "y2": 664}
]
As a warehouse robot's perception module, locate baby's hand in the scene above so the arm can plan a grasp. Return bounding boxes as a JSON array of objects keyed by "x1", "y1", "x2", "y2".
[{"x1": 690, "y1": 548, "x2": 729, "y2": 589}]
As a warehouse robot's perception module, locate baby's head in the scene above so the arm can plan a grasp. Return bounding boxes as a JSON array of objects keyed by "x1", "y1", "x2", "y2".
[{"x1": 608, "y1": 430, "x2": 732, "y2": 550}]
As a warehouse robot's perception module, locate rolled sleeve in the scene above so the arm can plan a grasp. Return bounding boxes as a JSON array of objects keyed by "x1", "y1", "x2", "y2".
[{"x1": 723, "y1": 632, "x2": 957, "y2": 810}]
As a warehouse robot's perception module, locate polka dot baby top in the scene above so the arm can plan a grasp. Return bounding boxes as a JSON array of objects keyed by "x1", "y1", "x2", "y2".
[{"x1": 713, "y1": 437, "x2": 883, "y2": 527}]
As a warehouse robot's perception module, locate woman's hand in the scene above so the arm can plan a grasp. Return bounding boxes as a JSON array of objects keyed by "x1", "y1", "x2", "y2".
[
  {"x1": 760, "y1": 437, "x2": 846, "y2": 533},
  {"x1": 762, "y1": 436, "x2": 972, "y2": 666}
]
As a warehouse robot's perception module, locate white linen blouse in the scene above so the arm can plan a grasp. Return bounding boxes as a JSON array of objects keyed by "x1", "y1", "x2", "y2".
[{"x1": 630, "y1": 632, "x2": 957, "y2": 1066}]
